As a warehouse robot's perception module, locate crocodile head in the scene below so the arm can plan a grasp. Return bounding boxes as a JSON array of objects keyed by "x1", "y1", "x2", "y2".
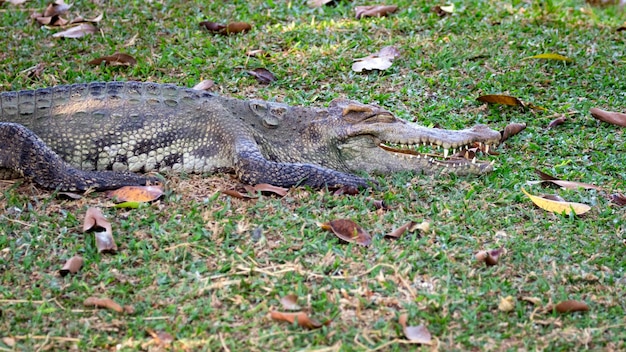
[{"x1": 321, "y1": 99, "x2": 502, "y2": 176}]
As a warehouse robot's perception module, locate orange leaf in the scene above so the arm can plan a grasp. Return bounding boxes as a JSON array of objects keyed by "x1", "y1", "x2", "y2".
[
  {"x1": 83, "y1": 297, "x2": 123, "y2": 313},
  {"x1": 553, "y1": 300, "x2": 589, "y2": 313},
  {"x1": 106, "y1": 185, "x2": 163, "y2": 203},
  {"x1": 320, "y1": 219, "x2": 372, "y2": 246},
  {"x1": 269, "y1": 311, "x2": 329, "y2": 329}
]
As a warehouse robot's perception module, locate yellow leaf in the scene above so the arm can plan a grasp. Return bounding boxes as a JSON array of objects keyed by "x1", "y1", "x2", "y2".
[
  {"x1": 476, "y1": 94, "x2": 524, "y2": 107},
  {"x1": 521, "y1": 188, "x2": 591, "y2": 215},
  {"x1": 526, "y1": 53, "x2": 573, "y2": 62}
]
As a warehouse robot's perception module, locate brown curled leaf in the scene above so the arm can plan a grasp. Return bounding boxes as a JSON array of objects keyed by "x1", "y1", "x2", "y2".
[
  {"x1": 320, "y1": 219, "x2": 372, "y2": 246},
  {"x1": 552, "y1": 300, "x2": 589, "y2": 313},
  {"x1": 59, "y1": 256, "x2": 83, "y2": 276},
  {"x1": 476, "y1": 247, "x2": 505, "y2": 266},
  {"x1": 269, "y1": 311, "x2": 329, "y2": 329},
  {"x1": 220, "y1": 188, "x2": 258, "y2": 200},
  {"x1": 87, "y1": 53, "x2": 137, "y2": 66},
  {"x1": 247, "y1": 68, "x2": 276, "y2": 84},
  {"x1": 199, "y1": 21, "x2": 226, "y2": 32},
  {"x1": 500, "y1": 122, "x2": 526, "y2": 143},
  {"x1": 83, "y1": 207, "x2": 111, "y2": 233},
  {"x1": 251, "y1": 184, "x2": 289, "y2": 197},
  {"x1": 226, "y1": 22, "x2": 252, "y2": 34},
  {"x1": 355, "y1": 5, "x2": 398, "y2": 19},
  {"x1": 83, "y1": 297, "x2": 124, "y2": 313},
  {"x1": 609, "y1": 193, "x2": 626, "y2": 206},
  {"x1": 533, "y1": 169, "x2": 603, "y2": 191},
  {"x1": 590, "y1": 108, "x2": 626, "y2": 127},
  {"x1": 547, "y1": 116, "x2": 566, "y2": 129},
  {"x1": 43, "y1": 0, "x2": 71, "y2": 17}
]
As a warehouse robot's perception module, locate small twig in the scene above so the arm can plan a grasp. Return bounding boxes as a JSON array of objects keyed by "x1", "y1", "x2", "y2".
[{"x1": 218, "y1": 333, "x2": 230, "y2": 352}]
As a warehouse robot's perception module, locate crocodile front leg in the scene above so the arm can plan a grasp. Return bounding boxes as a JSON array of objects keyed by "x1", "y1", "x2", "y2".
[
  {"x1": 234, "y1": 149, "x2": 370, "y2": 188},
  {"x1": 0, "y1": 122, "x2": 153, "y2": 191}
]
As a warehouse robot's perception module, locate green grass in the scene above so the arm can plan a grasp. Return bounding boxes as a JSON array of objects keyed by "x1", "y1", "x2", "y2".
[{"x1": 1, "y1": 0, "x2": 625, "y2": 350}]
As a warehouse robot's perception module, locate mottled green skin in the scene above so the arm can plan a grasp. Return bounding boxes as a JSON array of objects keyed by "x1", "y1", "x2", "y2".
[{"x1": 0, "y1": 82, "x2": 501, "y2": 191}]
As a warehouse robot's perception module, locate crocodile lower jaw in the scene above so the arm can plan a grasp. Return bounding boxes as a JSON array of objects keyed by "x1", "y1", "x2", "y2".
[{"x1": 378, "y1": 142, "x2": 495, "y2": 168}]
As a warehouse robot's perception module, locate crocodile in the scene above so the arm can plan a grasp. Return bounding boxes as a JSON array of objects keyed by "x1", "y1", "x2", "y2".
[{"x1": 0, "y1": 81, "x2": 502, "y2": 191}]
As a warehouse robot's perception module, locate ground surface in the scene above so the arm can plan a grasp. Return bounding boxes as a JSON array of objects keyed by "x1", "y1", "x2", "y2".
[{"x1": 0, "y1": 0, "x2": 625, "y2": 351}]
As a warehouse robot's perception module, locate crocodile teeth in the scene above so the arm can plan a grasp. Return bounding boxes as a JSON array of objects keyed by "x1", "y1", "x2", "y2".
[
  {"x1": 472, "y1": 157, "x2": 477, "y2": 164},
  {"x1": 444, "y1": 148, "x2": 449, "y2": 158},
  {"x1": 485, "y1": 144, "x2": 490, "y2": 154}
]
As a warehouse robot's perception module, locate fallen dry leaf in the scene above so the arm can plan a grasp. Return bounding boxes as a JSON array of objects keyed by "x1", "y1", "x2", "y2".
[
  {"x1": 70, "y1": 13, "x2": 104, "y2": 24},
  {"x1": 432, "y1": 4, "x2": 454, "y2": 17},
  {"x1": 220, "y1": 188, "x2": 258, "y2": 200},
  {"x1": 398, "y1": 314, "x2": 432, "y2": 344},
  {"x1": 522, "y1": 296, "x2": 542, "y2": 305},
  {"x1": 146, "y1": 328, "x2": 174, "y2": 347},
  {"x1": 269, "y1": 311, "x2": 329, "y2": 329},
  {"x1": 498, "y1": 296, "x2": 515, "y2": 312},
  {"x1": 88, "y1": 53, "x2": 137, "y2": 66},
  {"x1": 352, "y1": 46, "x2": 400, "y2": 72},
  {"x1": 106, "y1": 185, "x2": 163, "y2": 203},
  {"x1": 320, "y1": 219, "x2": 372, "y2": 246},
  {"x1": 44, "y1": 0, "x2": 71, "y2": 17},
  {"x1": 475, "y1": 247, "x2": 505, "y2": 266},
  {"x1": 192, "y1": 79, "x2": 215, "y2": 91},
  {"x1": 248, "y1": 183, "x2": 288, "y2": 197},
  {"x1": 246, "y1": 49, "x2": 269, "y2": 58},
  {"x1": 547, "y1": 116, "x2": 566, "y2": 129},
  {"x1": 279, "y1": 294, "x2": 302, "y2": 311},
  {"x1": 590, "y1": 108, "x2": 626, "y2": 127},
  {"x1": 333, "y1": 185, "x2": 360, "y2": 196},
  {"x1": 477, "y1": 94, "x2": 524, "y2": 107},
  {"x1": 33, "y1": 13, "x2": 68, "y2": 26},
  {"x1": 500, "y1": 122, "x2": 526, "y2": 143},
  {"x1": 355, "y1": 5, "x2": 398, "y2": 19},
  {"x1": 83, "y1": 207, "x2": 111, "y2": 233},
  {"x1": 552, "y1": 300, "x2": 590, "y2": 313},
  {"x1": 526, "y1": 53, "x2": 573, "y2": 62},
  {"x1": 199, "y1": 21, "x2": 251, "y2": 34},
  {"x1": 385, "y1": 220, "x2": 429, "y2": 239},
  {"x1": 226, "y1": 22, "x2": 252, "y2": 34},
  {"x1": 83, "y1": 208, "x2": 117, "y2": 253},
  {"x1": 609, "y1": 193, "x2": 626, "y2": 206},
  {"x1": 533, "y1": 169, "x2": 602, "y2": 191},
  {"x1": 83, "y1": 297, "x2": 123, "y2": 313},
  {"x1": 59, "y1": 255, "x2": 83, "y2": 276},
  {"x1": 521, "y1": 188, "x2": 591, "y2": 216},
  {"x1": 247, "y1": 68, "x2": 276, "y2": 84},
  {"x1": 52, "y1": 23, "x2": 97, "y2": 38}
]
